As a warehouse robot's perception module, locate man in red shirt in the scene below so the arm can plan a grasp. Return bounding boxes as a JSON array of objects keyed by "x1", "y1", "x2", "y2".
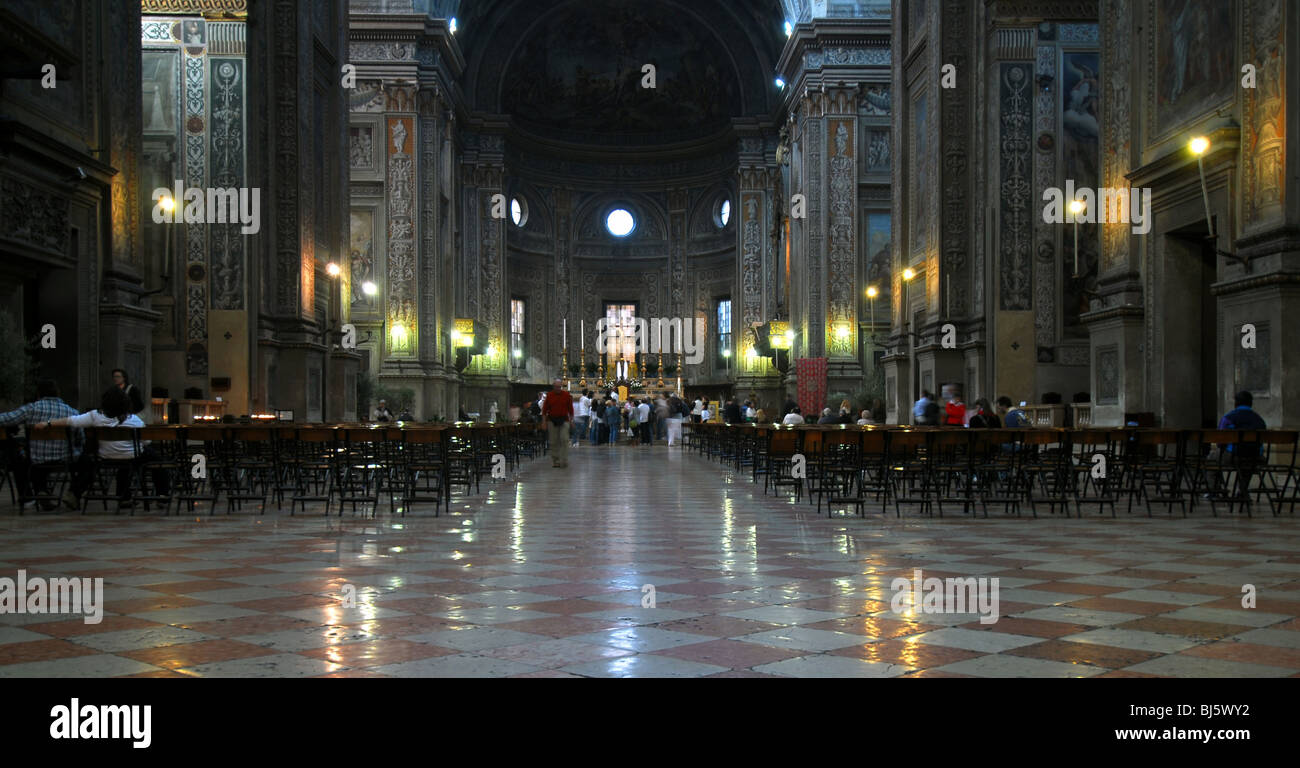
[{"x1": 542, "y1": 378, "x2": 575, "y2": 468}]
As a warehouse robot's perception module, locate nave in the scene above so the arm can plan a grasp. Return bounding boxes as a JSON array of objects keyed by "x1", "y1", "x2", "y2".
[{"x1": 2, "y1": 446, "x2": 1298, "y2": 678}]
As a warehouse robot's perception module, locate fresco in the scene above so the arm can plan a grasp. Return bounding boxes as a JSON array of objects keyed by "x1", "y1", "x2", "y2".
[
  {"x1": 1156, "y1": 0, "x2": 1234, "y2": 135},
  {"x1": 1062, "y1": 50, "x2": 1099, "y2": 336},
  {"x1": 866, "y1": 213, "x2": 891, "y2": 291},
  {"x1": 911, "y1": 91, "x2": 928, "y2": 254},
  {"x1": 349, "y1": 209, "x2": 374, "y2": 308},
  {"x1": 500, "y1": 0, "x2": 741, "y2": 134}
]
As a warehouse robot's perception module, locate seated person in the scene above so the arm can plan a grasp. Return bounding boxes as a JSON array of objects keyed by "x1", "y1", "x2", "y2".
[
  {"x1": 996, "y1": 396, "x2": 1029, "y2": 427},
  {"x1": 968, "y1": 398, "x2": 1001, "y2": 428},
  {"x1": 0, "y1": 378, "x2": 82, "y2": 510},
  {"x1": 782, "y1": 407, "x2": 805, "y2": 425},
  {"x1": 48, "y1": 388, "x2": 154, "y2": 506}
]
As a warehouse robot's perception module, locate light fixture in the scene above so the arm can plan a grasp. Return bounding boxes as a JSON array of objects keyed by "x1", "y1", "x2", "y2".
[
  {"x1": 449, "y1": 17, "x2": 457, "y2": 34},
  {"x1": 784, "y1": 330, "x2": 795, "y2": 346},
  {"x1": 784, "y1": 21, "x2": 793, "y2": 37},
  {"x1": 450, "y1": 330, "x2": 462, "y2": 346},
  {"x1": 722, "y1": 349, "x2": 732, "y2": 358},
  {"x1": 775, "y1": 76, "x2": 786, "y2": 89},
  {"x1": 1068, "y1": 200, "x2": 1085, "y2": 276},
  {"x1": 903, "y1": 267, "x2": 916, "y2": 281},
  {"x1": 866, "y1": 286, "x2": 878, "y2": 299},
  {"x1": 512, "y1": 348, "x2": 522, "y2": 359},
  {"x1": 362, "y1": 280, "x2": 377, "y2": 296},
  {"x1": 390, "y1": 322, "x2": 408, "y2": 348},
  {"x1": 159, "y1": 194, "x2": 175, "y2": 214},
  {"x1": 1190, "y1": 135, "x2": 1217, "y2": 240},
  {"x1": 326, "y1": 262, "x2": 341, "y2": 278},
  {"x1": 486, "y1": 343, "x2": 497, "y2": 357},
  {"x1": 835, "y1": 323, "x2": 851, "y2": 339}
]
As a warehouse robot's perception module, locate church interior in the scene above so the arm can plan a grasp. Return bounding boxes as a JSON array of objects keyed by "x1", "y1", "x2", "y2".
[{"x1": 0, "y1": 0, "x2": 1298, "y2": 681}]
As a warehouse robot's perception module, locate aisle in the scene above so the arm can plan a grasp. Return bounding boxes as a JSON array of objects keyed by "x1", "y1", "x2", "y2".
[{"x1": 0, "y1": 443, "x2": 1297, "y2": 677}]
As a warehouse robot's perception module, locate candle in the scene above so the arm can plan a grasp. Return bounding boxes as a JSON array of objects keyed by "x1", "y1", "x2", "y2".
[
  {"x1": 563, "y1": 318, "x2": 567, "y2": 349},
  {"x1": 580, "y1": 319, "x2": 584, "y2": 349},
  {"x1": 945, "y1": 274, "x2": 950, "y2": 317}
]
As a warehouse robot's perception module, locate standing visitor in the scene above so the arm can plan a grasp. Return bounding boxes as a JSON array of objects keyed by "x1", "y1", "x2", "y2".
[
  {"x1": 945, "y1": 392, "x2": 967, "y2": 426},
  {"x1": 691, "y1": 396, "x2": 703, "y2": 423},
  {"x1": 603, "y1": 399, "x2": 621, "y2": 447},
  {"x1": 542, "y1": 379, "x2": 573, "y2": 468},
  {"x1": 637, "y1": 398, "x2": 652, "y2": 445},
  {"x1": 914, "y1": 390, "x2": 939, "y2": 425},
  {"x1": 573, "y1": 389, "x2": 591, "y2": 446},
  {"x1": 111, "y1": 369, "x2": 146, "y2": 415}
]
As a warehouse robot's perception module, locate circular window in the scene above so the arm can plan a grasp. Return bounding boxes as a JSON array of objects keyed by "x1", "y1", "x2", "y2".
[
  {"x1": 510, "y1": 197, "x2": 527, "y2": 227},
  {"x1": 605, "y1": 208, "x2": 635, "y2": 237},
  {"x1": 718, "y1": 199, "x2": 731, "y2": 228}
]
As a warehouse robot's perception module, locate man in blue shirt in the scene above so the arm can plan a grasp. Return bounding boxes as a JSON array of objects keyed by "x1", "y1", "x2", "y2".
[
  {"x1": 996, "y1": 396, "x2": 1029, "y2": 427},
  {"x1": 913, "y1": 390, "x2": 934, "y2": 425},
  {"x1": 1219, "y1": 390, "x2": 1266, "y2": 455},
  {"x1": 1214, "y1": 391, "x2": 1267, "y2": 505},
  {"x1": 0, "y1": 379, "x2": 81, "y2": 509}
]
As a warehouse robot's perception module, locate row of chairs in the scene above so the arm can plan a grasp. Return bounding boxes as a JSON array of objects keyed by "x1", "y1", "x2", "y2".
[
  {"x1": 689, "y1": 423, "x2": 1300, "y2": 519},
  {"x1": 0, "y1": 422, "x2": 550, "y2": 517}
]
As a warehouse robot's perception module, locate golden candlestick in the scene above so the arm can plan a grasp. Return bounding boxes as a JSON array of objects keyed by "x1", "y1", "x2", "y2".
[
  {"x1": 658, "y1": 352, "x2": 664, "y2": 388},
  {"x1": 578, "y1": 348, "x2": 586, "y2": 388},
  {"x1": 561, "y1": 348, "x2": 569, "y2": 388}
]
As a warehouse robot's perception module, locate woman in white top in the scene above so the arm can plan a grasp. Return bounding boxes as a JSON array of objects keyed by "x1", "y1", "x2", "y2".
[
  {"x1": 781, "y1": 407, "x2": 805, "y2": 425},
  {"x1": 699, "y1": 404, "x2": 712, "y2": 422},
  {"x1": 48, "y1": 387, "x2": 149, "y2": 506},
  {"x1": 691, "y1": 398, "x2": 703, "y2": 423}
]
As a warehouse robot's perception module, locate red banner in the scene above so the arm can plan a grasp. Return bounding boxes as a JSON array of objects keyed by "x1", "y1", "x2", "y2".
[{"x1": 796, "y1": 357, "x2": 827, "y2": 419}]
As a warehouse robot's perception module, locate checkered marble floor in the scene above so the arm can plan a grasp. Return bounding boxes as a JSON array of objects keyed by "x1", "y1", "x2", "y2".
[{"x1": 2, "y1": 443, "x2": 1299, "y2": 677}]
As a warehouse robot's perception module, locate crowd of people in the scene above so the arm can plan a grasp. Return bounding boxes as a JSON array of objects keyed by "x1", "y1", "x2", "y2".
[{"x1": 911, "y1": 391, "x2": 1038, "y2": 428}]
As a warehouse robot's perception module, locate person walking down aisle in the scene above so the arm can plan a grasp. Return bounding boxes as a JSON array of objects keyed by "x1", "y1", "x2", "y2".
[
  {"x1": 666, "y1": 394, "x2": 685, "y2": 446},
  {"x1": 543, "y1": 379, "x2": 574, "y2": 468}
]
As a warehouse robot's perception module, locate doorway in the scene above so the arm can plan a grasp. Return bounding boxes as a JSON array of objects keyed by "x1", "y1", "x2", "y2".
[{"x1": 1164, "y1": 223, "x2": 1218, "y2": 428}]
